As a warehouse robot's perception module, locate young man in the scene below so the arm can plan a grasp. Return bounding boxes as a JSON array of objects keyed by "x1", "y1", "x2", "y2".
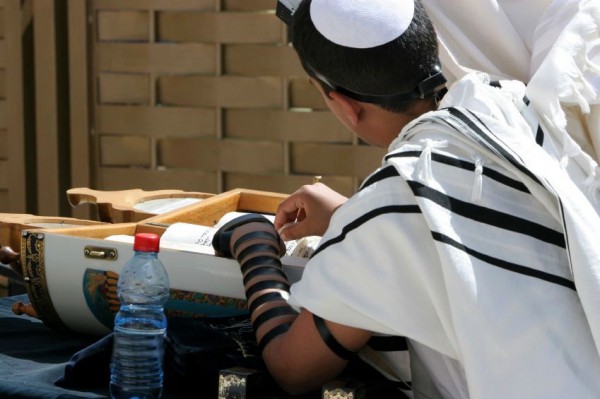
[{"x1": 213, "y1": 0, "x2": 600, "y2": 397}]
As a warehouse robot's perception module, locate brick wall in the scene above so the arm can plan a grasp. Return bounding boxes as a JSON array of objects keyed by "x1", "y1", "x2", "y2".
[{"x1": 90, "y1": 0, "x2": 386, "y2": 198}]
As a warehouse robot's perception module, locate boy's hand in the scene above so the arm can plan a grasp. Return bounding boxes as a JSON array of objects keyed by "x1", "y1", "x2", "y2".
[{"x1": 274, "y1": 183, "x2": 347, "y2": 241}]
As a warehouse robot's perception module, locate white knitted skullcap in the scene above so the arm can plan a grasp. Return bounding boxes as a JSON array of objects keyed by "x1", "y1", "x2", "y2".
[{"x1": 310, "y1": 0, "x2": 415, "y2": 49}]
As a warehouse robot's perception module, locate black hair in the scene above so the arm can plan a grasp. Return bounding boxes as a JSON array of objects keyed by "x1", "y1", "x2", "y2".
[{"x1": 291, "y1": 0, "x2": 441, "y2": 113}]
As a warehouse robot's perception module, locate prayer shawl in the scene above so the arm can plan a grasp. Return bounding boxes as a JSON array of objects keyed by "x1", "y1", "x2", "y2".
[
  {"x1": 421, "y1": 0, "x2": 552, "y2": 83},
  {"x1": 423, "y1": 0, "x2": 600, "y2": 162},
  {"x1": 289, "y1": 73, "x2": 600, "y2": 398}
]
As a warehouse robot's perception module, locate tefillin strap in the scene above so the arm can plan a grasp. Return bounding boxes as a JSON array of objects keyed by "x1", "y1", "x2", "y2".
[{"x1": 215, "y1": 215, "x2": 296, "y2": 353}]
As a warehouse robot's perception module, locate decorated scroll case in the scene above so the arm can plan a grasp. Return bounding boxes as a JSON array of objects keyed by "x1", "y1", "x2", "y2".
[{"x1": 20, "y1": 189, "x2": 315, "y2": 336}]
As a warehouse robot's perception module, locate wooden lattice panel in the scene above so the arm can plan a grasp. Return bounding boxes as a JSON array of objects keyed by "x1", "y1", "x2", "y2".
[
  {"x1": 0, "y1": 0, "x2": 8, "y2": 293},
  {"x1": 91, "y1": 0, "x2": 386, "y2": 198},
  {"x1": 0, "y1": 1, "x2": 6, "y2": 209}
]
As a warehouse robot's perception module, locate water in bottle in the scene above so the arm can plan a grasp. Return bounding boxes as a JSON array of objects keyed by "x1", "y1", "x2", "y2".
[{"x1": 110, "y1": 233, "x2": 170, "y2": 399}]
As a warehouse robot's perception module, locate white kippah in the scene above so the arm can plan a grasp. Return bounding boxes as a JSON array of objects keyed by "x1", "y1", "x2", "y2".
[{"x1": 310, "y1": 0, "x2": 415, "y2": 49}]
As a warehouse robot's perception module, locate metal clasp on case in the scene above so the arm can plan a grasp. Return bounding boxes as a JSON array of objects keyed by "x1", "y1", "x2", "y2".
[{"x1": 84, "y1": 246, "x2": 118, "y2": 261}]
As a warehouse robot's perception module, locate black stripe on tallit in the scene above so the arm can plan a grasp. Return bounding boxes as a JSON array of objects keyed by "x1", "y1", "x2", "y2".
[
  {"x1": 407, "y1": 180, "x2": 566, "y2": 248},
  {"x1": 311, "y1": 205, "x2": 421, "y2": 258},
  {"x1": 367, "y1": 336, "x2": 408, "y2": 352},
  {"x1": 447, "y1": 107, "x2": 544, "y2": 187},
  {"x1": 385, "y1": 151, "x2": 530, "y2": 193},
  {"x1": 360, "y1": 165, "x2": 400, "y2": 191},
  {"x1": 535, "y1": 124, "x2": 545, "y2": 146},
  {"x1": 432, "y1": 231, "x2": 576, "y2": 290}
]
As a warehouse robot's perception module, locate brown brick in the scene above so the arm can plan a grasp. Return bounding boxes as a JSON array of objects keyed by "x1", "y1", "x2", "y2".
[
  {"x1": 0, "y1": 130, "x2": 6, "y2": 159},
  {"x1": 100, "y1": 136, "x2": 152, "y2": 167},
  {"x1": 98, "y1": 73, "x2": 150, "y2": 105},
  {"x1": 93, "y1": 0, "x2": 215, "y2": 10},
  {"x1": 157, "y1": 12, "x2": 281, "y2": 44},
  {"x1": 97, "y1": 10, "x2": 149, "y2": 42},
  {"x1": 0, "y1": 7, "x2": 4, "y2": 39},
  {"x1": 96, "y1": 43, "x2": 216, "y2": 74},
  {"x1": 0, "y1": 190, "x2": 8, "y2": 212},
  {"x1": 0, "y1": 160, "x2": 7, "y2": 189},
  {"x1": 223, "y1": 44, "x2": 304, "y2": 76},
  {"x1": 290, "y1": 143, "x2": 385, "y2": 178},
  {"x1": 0, "y1": 99, "x2": 5, "y2": 129},
  {"x1": 158, "y1": 138, "x2": 219, "y2": 170},
  {"x1": 158, "y1": 76, "x2": 283, "y2": 108},
  {"x1": 222, "y1": 0, "x2": 275, "y2": 12},
  {"x1": 159, "y1": 138, "x2": 284, "y2": 174},
  {"x1": 224, "y1": 109, "x2": 351, "y2": 143},
  {"x1": 0, "y1": 69, "x2": 4, "y2": 99},
  {"x1": 220, "y1": 139, "x2": 284, "y2": 174},
  {"x1": 0, "y1": 40, "x2": 4, "y2": 68},
  {"x1": 96, "y1": 105, "x2": 216, "y2": 137}
]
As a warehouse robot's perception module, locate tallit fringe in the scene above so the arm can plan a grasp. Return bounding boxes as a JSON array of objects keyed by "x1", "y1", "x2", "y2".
[
  {"x1": 471, "y1": 157, "x2": 484, "y2": 203},
  {"x1": 417, "y1": 139, "x2": 447, "y2": 185}
]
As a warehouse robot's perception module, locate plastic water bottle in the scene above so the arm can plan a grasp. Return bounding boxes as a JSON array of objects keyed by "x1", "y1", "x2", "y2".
[{"x1": 110, "y1": 233, "x2": 170, "y2": 399}]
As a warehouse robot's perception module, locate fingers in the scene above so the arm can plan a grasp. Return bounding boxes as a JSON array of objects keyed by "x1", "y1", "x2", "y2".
[
  {"x1": 275, "y1": 183, "x2": 348, "y2": 241},
  {"x1": 278, "y1": 220, "x2": 311, "y2": 241},
  {"x1": 274, "y1": 195, "x2": 304, "y2": 230}
]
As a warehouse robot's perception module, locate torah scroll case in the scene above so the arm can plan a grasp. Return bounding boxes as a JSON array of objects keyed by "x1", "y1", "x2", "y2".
[{"x1": 19, "y1": 189, "x2": 305, "y2": 336}]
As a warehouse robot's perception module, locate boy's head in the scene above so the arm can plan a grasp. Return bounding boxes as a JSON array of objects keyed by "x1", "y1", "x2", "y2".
[{"x1": 285, "y1": 0, "x2": 444, "y2": 113}]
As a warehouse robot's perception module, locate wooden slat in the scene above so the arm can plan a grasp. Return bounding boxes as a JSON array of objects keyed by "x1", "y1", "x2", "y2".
[
  {"x1": 34, "y1": 0, "x2": 60, "y2": 215},
  {"x1": 0, "y1": 7, "x2": 4, "y2": 39},
  {"x1": 158, "y1": 138, "x2": 285, "y2": 174},
  {"x1": 223, "y1": 44, "x2": 304, "y2": 76},
  {"x1": 93, "y1": 0, "x2": 215, "y2": 11},
  {"x1": 289, "y1": 77, "x2": 328, "y2": 110},
  {"x1": 223, "y1": 0, "x2": 275, "y2": 12},
  {"x1": 85, "y1": 1, "x2": 388, "y2": 202},
  {"x1": 0, "y1": 130, "x2": 6, "y2": 158},
  {"x1": 157, "y1": 12, "x2": 281, "y2": 44},
  {"x1": 0, "y1": 68, "x2": 5, "y2": 98},
  {"x1": 98, "y1": 167, "x2": 218, "y2": 193},
  {"x1": 290, "y1": 143, "x2": 386, "y2": 179},
  {"x1": 69, "y1": 0, "x2": 91, "y2": 219},
  {"x1": 224, "y1": 109, "x2": 352, "y2": 143},
  {"x1": 5, "y1": 0, "x2": 26, "y2": 212},
  {"x1": 21, "y1": 0, "x2": 32, "y2": 34},
  {"x1": 100, "y1": 136, "x2": 152, "y2": 166},
  {"x1": 96, "y1": 105, "x2": 216, "y2": 137},
  {"x1": 0, "y1": 190, "x2": 8, "y2": 212},
  {"x1": 0, "y1": 159, "x2": 7, "y2": 189},
  {"x1": 99, "y1": 73, "x2": 150, "y2": 105},
  {"x1": 96, "y1": 43, "x2": 216, "y2": 74},
  {"x1": 97, "y1": 10, "x2": 150, "y2": 42},
  {"x1": 0, "y1": 40, "x2": 5, "y2": 68},
  {"x1": 224, "y1": 173, "x2": 356, "y2": 197},
  {"x1": 158, "y1": 138, "x2": 218, "y2": 170},
  {"x1": 221, "y1": 140, "x2": 284, "y2": 174},
  {"x1": 158, "y1": 76, "x2": 283, "y2": 108},
  {"x1": 67, "y1": 0, "x2": 94, "y2": 219},
  {"x1": 0, "y1": 99, "x2": 5, "y2": 129}
]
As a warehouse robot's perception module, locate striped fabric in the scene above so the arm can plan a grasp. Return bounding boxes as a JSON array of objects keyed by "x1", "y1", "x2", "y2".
[{"x1": 289, "y1": 73, "x2": 600, "y2": 398}]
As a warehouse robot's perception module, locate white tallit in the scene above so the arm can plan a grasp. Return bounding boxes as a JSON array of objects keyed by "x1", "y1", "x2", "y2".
[
  {"x1": 423, "y1": 0, "x2": 600, "y2": 161},
  {"x1": 289, "y1": 73, "x2": 600, "y2": 397},
  {"x1": 430, "y1": 72, "x2": 600, "y2": 357}
]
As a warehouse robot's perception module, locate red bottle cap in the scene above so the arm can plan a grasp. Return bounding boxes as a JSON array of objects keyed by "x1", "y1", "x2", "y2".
[{"x1": 133, "y1": 233, "x2": 160, "y2": 252}]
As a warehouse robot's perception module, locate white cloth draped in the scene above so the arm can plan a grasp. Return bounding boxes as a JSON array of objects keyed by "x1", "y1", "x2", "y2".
[{"x1": 422, "y1": 0, "x2": 600, "y2": 161}]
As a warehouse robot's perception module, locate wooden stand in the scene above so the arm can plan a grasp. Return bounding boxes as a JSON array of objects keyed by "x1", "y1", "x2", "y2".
[{"x1": 67, "y1": 187, "x2": 214, "y2": 223}]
